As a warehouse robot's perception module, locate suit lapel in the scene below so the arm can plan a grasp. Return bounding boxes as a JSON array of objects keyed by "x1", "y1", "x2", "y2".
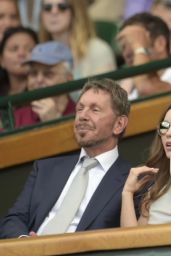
[
  {"x1": 33, "y1": 153, "x2": 79, "y2": 230},
  {"x1": 76, "y1": 156, "x2": 130, "y2": 231}
]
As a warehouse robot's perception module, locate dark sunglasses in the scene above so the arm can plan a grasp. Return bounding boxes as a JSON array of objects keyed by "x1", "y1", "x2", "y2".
[
  {"x1": 158, "y1": 120, "x2": 171, "y2": 135},
  {"x1": 42, "y1": 2, "x2": 71, "y2": 12}
]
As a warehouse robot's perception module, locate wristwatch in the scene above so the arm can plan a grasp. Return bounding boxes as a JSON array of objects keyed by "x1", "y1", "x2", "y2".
[{"x1": 134, "y1": 47, "x2": 151, "y2": 56}]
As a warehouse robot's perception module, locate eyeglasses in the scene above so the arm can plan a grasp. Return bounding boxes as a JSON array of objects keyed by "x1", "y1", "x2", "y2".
[
  {"x1": 158, "y1": 120, "x2": 171, "y2": 135},
  {"x1": 42, "y1": 2, "x2": 71, "y2": 12}
]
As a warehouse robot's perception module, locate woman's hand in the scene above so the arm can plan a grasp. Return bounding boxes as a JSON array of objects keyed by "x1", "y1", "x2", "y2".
[{"x1": 123, "y1": 166, "x2": 159, "y2": 194}]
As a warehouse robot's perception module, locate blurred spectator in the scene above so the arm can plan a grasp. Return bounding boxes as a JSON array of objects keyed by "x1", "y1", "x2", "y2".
[
  {"x1": 17, "y1": 0, "x2": 41, "y2": 31},
  {"x1": 124, "y1": 0, "x2": 153, "y2": 20},
  {"x1": 0, "y1": 0, "x2": 20, "y2": 42},
  {"x1": 85, "y1": 0, "x2": 95, "y2": 6},
  {"x1": 39, "y1": 0, "x2": 116, "y2": 82},
  {"x1": 88, "y1": 0, "x2": 124, "y2": 23},
  {"x1": 0, "y1": 26, "x2": 38, "y2": 96},
  {"x1": 117, "y1": 12, "x2": 171, "y2": 100},
  {"x1": 25, "y1": 41, "x2": 75, "y2": 122},
  {"x1": 151, "y1": 0, "x2": 171, "y2": 34},
  {"x1": 0, "y1": 26, "x2": 38, "y2": 130},
  {"x1": 88, "y1": 0, "x2": 153, "y2": 23}
]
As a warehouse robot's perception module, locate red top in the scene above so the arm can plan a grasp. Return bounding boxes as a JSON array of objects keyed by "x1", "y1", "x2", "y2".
[{"x1": 1, "y1": 97, "x2": 76, "y2": 130}]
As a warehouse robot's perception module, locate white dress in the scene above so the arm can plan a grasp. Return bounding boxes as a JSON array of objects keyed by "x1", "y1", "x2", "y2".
[{"x1": 148, "y1": 186, "x2": 171, "y2": 224}]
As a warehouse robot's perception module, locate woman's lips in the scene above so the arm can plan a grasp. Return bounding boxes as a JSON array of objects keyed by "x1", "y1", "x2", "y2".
[{"x1": 165, "y1": 142, "x2": 171, "y2": 151}]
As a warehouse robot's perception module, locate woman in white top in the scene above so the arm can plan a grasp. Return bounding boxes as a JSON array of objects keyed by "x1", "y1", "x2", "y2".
[
  {"x1": 121, "y1": 104, "x2": 171, "y2": 227},
  {"x1": 38, "y1": 0, "x2": 116, "y2": 80}
]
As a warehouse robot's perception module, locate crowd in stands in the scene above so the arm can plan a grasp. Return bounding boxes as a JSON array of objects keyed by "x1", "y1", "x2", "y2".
[
  {"x1": 0, "y1": 0, "x2": 171, "y2": 240},
  {"x1": 0, "y1": 0, "x2": 171, "y2": 130}
]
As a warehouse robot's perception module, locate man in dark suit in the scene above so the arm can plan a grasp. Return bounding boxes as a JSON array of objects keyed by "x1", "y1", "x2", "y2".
[{"x1": 0, "y1": 79, "x2": 136, "y2": 238}]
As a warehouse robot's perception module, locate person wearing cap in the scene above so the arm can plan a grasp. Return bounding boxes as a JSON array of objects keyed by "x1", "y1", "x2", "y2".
[
  {"x1": 25, "y1": 41, "x2": 75, "y2": 122},
  {"x1": 117, "y1": 12, "x2": 171, "y2": 100}
]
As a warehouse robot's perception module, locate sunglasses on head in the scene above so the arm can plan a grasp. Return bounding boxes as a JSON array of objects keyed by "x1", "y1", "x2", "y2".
[
  {"x1": 42, "y1": 2, "x2": 71, "y2": 12},
  {"x1": 158, "y1": 120, "x2": 171, "y2": 135}
]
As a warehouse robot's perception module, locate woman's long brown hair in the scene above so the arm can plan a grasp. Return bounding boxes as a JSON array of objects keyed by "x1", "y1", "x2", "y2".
[{"x1": 142, "y1": 104, "x2": 171, "y2": 213}]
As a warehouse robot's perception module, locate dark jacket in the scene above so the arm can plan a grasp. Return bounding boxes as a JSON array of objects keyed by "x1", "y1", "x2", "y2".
[{"x1": 0, "y1": 153, "x2": 137, "y2": 238}]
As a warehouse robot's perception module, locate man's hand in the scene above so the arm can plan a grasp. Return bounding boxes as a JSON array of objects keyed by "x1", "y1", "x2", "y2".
[
  {"x1": 117, "y1": 25, "x2": 150, "y2": 51},
  {"x1": 31, "y1": 98, "x2": 61, "y2": 122},
  {"x1": 29, "y1": 231, "x2": 37, "y2": 237}
]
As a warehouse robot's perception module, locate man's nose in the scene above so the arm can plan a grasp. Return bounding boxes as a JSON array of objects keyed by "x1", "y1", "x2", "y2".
[
  {"x1": 78, "y1": 109, "x2": 90, "y2": 120},
  {"x1": 36, "y1": 73, "x2": 46, "y2": 86}
]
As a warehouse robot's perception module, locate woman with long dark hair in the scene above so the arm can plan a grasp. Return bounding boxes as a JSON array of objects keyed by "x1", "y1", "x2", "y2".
[
  {"x1": 0, "y1": 26, "x2": 39, "y2": 129},
  {"x1": 121, "y1": 104, "x2": 171, "y2": 226},
  {"x1": 0, "y1": 26, "x2": 38, "y2": 96}
]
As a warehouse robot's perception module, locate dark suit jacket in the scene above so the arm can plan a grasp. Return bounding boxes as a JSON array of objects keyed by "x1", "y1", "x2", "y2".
[{"x1": 0, "y1": 152, "x2": 136, "y2": 238}]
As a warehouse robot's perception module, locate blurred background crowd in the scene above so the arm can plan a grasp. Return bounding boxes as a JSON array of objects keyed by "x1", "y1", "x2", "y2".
[{"x1": 0, "y1": 0, "x2": 171, "y2": 130}]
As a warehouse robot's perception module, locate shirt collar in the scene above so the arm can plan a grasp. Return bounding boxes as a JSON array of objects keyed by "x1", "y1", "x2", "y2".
[{"x1": 78, "y1": 147, "x2": 119, "y2": 173}]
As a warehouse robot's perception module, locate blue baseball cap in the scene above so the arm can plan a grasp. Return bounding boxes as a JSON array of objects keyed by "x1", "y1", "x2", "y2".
[{"x1": 24, "y1": 41, "x2": 73, "y2": 65}]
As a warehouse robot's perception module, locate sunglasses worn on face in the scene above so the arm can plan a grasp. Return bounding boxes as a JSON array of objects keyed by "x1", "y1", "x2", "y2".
[
  {"x1": 42, "y1": 2, "x2": 71, "y2": 12},
  {"x1": 158, "y1": 120, "x2": 171, "y2": 135}
]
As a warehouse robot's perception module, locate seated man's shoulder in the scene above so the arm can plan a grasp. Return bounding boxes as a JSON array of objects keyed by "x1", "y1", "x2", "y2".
[{"x1": 35, "y1": 151, "x2": 80, "y2": 168}]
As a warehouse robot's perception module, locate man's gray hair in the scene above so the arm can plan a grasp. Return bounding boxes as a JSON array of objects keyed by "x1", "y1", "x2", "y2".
[{"x1": 80, "y1": 79, "x2": 130, "y2": 117}]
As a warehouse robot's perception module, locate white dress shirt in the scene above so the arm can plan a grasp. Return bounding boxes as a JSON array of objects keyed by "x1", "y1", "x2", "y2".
[{"x1": 37, "y1": 147, "x2": 118, "y2": 235}]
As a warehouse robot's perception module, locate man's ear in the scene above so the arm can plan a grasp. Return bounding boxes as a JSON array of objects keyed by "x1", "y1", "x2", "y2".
[
  {"x1": 153, "y1": 35, "x2": 167, "y2": 54},
  {"x1": 113, "y1": 115, "x2": 128, "y2": 136}
]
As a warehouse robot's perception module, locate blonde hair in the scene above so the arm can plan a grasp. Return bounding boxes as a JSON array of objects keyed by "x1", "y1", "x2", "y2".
[{"x1": 39, "y1": 0, "x2": 96, "y2": 60}]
